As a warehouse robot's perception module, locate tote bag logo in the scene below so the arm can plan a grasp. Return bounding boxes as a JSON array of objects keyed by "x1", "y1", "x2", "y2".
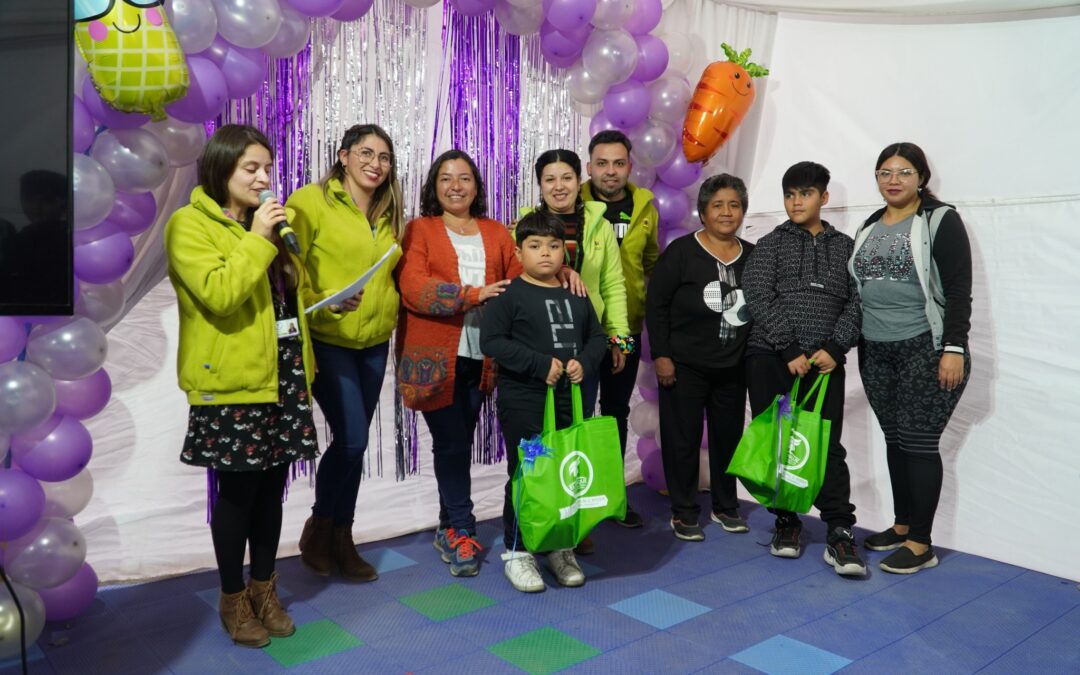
[
  {"x1": 560, "y1": 451, "x2": 594, "y2": 498},
  {"x1": 780, "y1": 431, "x2": 811, "y2": 488}
]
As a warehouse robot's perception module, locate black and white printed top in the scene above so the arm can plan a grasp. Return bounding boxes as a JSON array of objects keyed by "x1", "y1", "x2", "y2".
[{"x1": 645, "y1": 230, "x2": 754, "y2": 370}]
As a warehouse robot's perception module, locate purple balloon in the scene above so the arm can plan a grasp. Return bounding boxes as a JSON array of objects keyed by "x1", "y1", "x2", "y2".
[
  {"x1": 74, "y1": 232, "x2": 135, "y2": 285},
  {"x1": 630, "y1": 34, "x2": 668, "y2": 83},
  {"x1": 166, "y1": 57, "x2": 228, "y2": 124},
  {"x1": 0, "y1": 316, "x2": 28, "y2": 362},
  {"x1": 220, "y1": 44, "x2": 268, "y2": 100},
  {"x1": 286, "y1": 0, "x2": 346, "y2": 16},
  {"x1": 639, "y1": 383, "x2": 659, "y2": 402},
  {"x1": 0, "y1": 469, "x2": 46, "y2": 541},
  {"x1": 54, "y1": 369, "x2": 112, "y2": 421},
  {"x1": 198, "y1": 34, "x2": 230, "y2": 68},
  {"x1": 659, "y1": 223, "x2": 685, "y2": 250},
  {"x1": 540, "y1": 22, "x2": 586, "y2": 60},
  {"x1": 641, "y1": 445, "x2": 666, "y2": 491},
  {"x1": 12, "y1": 415, "x2": 93, "y2": 483},
  {"x1": 37, "y1": 563, "x2": 99, "y2": 622},
  {"x1": 73, "y1": 97, "x2": 96, "y2": 154},
  {"x1": 545, "y1": 51, "x2": 580, "y2": 69},
  {"x1": 603, "y1": 79, "x2": 650, "y2": 129},
  {"x1": 545, "y1": 0, "x2": 596, "y2": 33},
  {"x1": 332, "y1": 0, "x2": 375, "y2": 21},
  {"x1": 636, "y1": 436, "x2": 658, "y2": 461},
  {"x1": 623, "y1": 0, "x2": 662, "y2": 35},
  {"x1": 589, "y1": 110, "x2": 618, "y2": 137},
  {"x1": 451, "y1": 0, "x2": 495, "y2": 15},
  {"x1": 657, "y1": 152, "x2": 703, "y2": 189},
  {"x1": 109, "y1": 191, "x2": 157, "y2": 236},
  {"x1": 81, "y1": 79, "x2": 150, "y2": 130},
  {"x1": 73, "y1": 220, "x2": 121, "y2": 247},
  {"x1": 651, "y1": 180, "x2": 691, "y2": 228}
]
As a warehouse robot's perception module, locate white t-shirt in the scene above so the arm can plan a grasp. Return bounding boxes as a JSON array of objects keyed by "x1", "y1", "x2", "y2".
[{"x1": 448, "y1": 230, "x2": 486, "y2": 359}]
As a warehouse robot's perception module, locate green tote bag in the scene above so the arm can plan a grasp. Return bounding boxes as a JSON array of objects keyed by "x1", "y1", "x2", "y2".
[
  {"x1": 512, "y1": 383, "x2": 627, "y2": 552},
  {"x1": 726, "y1": 373, "x2": 831, "y2": 513}
]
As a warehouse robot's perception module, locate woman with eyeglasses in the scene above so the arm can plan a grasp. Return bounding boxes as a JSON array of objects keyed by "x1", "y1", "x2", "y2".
[
  {"x1": 395, "y1": 150, "x2": 522, "y2": 578},
  {"x1": 849, "y1": 142, "x2": 973, "y2": 574},
  {"x1": 286, "y1": 125, "x2": 403, "y2": 581}
]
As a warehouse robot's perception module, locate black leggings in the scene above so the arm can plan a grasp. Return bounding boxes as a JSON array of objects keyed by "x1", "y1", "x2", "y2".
[
  {"x1": 859, "y1": 333, "x2": 969, "y2": 545},
  {"x1": 211, "y1": 464, "x2": 290, "y2": 594}
]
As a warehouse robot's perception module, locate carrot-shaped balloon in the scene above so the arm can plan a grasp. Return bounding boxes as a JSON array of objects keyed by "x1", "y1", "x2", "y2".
[{"x1": 682, "y1": 43, "x2": 770, "y2": 163}]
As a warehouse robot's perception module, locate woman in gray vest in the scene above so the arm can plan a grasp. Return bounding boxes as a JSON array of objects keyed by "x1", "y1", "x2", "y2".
[{"x1": 849, "y1": 142, "x2": 973, "y2": 574}]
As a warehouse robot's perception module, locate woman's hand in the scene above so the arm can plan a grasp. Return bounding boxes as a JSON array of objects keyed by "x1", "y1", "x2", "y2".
[
  {"x1": 939, "y1": 352, "x2": 965, "y2": 391},
  {"x1": 787, "y1": 354, "x2": 812, "y2": 377},
  {"x1": 479, "y1": 279, "x2": 511, "y2": 302},
  {"x1": 329, "y1": 291, "x2": 363, "y2": 313},
  {"x1": 809, "y1": 349, "x2": 837, "y2": 374},
  {"x1": 610, "y1": 346, "x2": 626, "y2": 374},
  {"x1": 558, "y1": 267, "x2": 588, "y2": 297},
  {"x1": 251, "y1": 198, "x2": 286, "y2": 241},
  {"x1": 655, "y1": 356, "x2": 676, "y2": 388}
]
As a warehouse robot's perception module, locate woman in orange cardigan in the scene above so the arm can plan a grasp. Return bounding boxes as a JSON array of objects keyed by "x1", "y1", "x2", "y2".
[{"x1": 396, "y1": 149, "x2": 522, "y2": 578}]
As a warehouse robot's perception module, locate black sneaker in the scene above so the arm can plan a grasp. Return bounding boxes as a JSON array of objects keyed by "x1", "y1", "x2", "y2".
[
  {"x1": 670, "y1": 518, "x2": 705, "y2": 542},
  {"x1": 880, "y1": 546, "x2": 939, "y2": 574},
  {"x1": 770, "y1": 522, "x2": 802, "y2": 558},
  {"x1": 864, "y1": 528, "x2": 906, "y2": 551},
  {"x1": 710, "y1": 511, "x2": 750, "y2": 533},
  {"x1": 824, "y1": 527, "x2": 867, "y2": 576},
  {"x1": 616, "y1": 506, "x2": 644, "y2": 529}
]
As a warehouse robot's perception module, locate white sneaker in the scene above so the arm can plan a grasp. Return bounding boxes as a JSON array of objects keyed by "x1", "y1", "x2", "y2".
[
  {"x1": 501, "y1": 550, "x2": 545, "y2": 593},
  {"x1": 546, "y1": 548, "x2": 585, "y2": 587}
]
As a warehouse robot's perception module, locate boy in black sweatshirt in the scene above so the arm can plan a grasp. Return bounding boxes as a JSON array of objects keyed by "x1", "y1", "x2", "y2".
[
  {"x1": 480, "y1": 211, "x2": 608, "y2": 594},
  {"x1": 743, "y1": 161, "x2": 866, "y2": 577}
]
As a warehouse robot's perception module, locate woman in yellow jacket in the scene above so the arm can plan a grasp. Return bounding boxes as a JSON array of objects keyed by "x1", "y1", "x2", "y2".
[
  {"x1": 164, "y1": 125, "x2": 355, "y2": 648},
  {"x1": 285, "y1": 124, "x2": 403, "y2": 581}
]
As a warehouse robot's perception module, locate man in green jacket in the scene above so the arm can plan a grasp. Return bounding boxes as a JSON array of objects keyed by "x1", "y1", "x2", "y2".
[{"x1": 581, "y1": 129, "x2": 660, "y2": 529}]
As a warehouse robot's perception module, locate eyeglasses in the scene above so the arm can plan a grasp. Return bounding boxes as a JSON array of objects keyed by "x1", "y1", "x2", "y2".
[
  {"x1": 75, "y1": 0, "x2": 162, "y2": 23},
  {"x1": 875, "y1": 168, "x2": 919, "y2": 182},
  {"x1": 350, "y1": 147, "x2": 393, "y2": 167}
]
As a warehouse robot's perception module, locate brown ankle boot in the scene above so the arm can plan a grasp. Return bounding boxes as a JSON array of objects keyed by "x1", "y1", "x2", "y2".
[
  {"x1": 332, "y1": 525, "x2": 378, "y2": 581},
  {"x1": 299, "y1": 514, "x2": 315, "y2": 551},
  {"x1": 300, "y1": 515, "x2": 334, "y2": 576},
  {"x1": 218, "y1": 588, "x2": 270, "y2": 648},
  {"x1": 248, "y1": 573, "x2": 295, "y2": 637}
]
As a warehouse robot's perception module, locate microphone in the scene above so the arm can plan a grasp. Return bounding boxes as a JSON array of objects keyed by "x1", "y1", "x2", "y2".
[{"x1": 258, "y1": 190, "x2": 300, "y2": 254}]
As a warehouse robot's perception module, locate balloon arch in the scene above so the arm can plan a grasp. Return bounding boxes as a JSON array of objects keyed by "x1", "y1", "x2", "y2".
[{"x1": 0, "y1": 0, "x2": 765, "y2": 652}]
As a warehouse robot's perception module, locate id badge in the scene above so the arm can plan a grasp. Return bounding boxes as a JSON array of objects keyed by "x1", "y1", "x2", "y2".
[{"x1": 276, "y1": 318, "x2": 300, "y2": 340}]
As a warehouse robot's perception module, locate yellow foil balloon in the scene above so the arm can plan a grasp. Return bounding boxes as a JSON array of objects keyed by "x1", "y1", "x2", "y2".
[{"x1": 74, "y1": 0, "x2": 189, "y2": 120}]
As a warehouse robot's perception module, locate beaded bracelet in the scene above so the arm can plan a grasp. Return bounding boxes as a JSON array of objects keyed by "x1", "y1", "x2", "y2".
[{"x1": 609, "y1": 335, "x2": 636, "y2": 355}]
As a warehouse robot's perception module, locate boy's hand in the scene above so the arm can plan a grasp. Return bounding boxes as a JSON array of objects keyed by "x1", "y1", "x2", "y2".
[
  {"x1": 809, "y1": 349, "x2": 836, "y2": 374},
  {"x1": 610, "y1": 346, "x2": 625, "y2": 374},
  {"x1": 787, "y1": 354, "x2": 812, "y2": 377},
  {"x1": 565, "y1": 359, "x2": 585, "y2": 383},
  {"x1": 938, "y1": 352, "x2": 964, "y2": 391},
  {"x1": 557, "y1": 267, "x2": 588, "y2": 297},
  {"x1": 654, "y1": 356, "x2": 676, "y2": 388},
  {"x1": 546, "y1": 357, "x2": 565, "y2": 386}
]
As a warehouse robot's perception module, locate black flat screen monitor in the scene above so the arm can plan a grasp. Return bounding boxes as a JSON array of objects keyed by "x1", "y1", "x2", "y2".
[{"x1": 0, "y1": 1, "x2": 73, "y2": 316}]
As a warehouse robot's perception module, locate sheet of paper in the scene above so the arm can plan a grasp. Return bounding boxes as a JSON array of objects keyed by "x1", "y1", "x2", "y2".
[{"x1": 304, "y1": 243, "x2": 398, "y2": 315}]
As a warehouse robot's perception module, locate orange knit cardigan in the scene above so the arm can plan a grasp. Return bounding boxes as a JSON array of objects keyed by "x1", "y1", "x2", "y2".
[{"x1": 394, "y1": 216, "x2": 522, "y2": 411}]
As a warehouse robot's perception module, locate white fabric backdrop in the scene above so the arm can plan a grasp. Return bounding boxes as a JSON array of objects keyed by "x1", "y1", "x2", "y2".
[{"x1": 79, "y1": 4, "x2": 1080, "y2": 582}]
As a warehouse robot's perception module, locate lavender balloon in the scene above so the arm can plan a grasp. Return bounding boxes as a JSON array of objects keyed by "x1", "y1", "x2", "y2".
[
  {"x1": 582, "y1": 28, "x2": 637, "y2": 85},
  {"x1": 651, "y1": 180, "x2": 690, "y2": 228},
  {"x1": 630, "y1": 34, "x2": 668, "y2": 83},
  {"x1": 219, "y1": 43, "x2": 269, "y2": 99},
  {"x1": 91, "y1": 129, "x2": 170, "y2": 192},
  {"x1": 0, "y1": 469, "x2": 46, "y2": 541},
  {"x1": 0, "y1": 361, "x2": 56, "y2": 433},
  {"x1": 80, "y1": 79, "x2": 150, "y2": 130},
  {"x1": 37, "y1": 563, "x2": 99, "y2": 622},
  {"x1": 657, "y1": 152, "x2": 703, "y2": 189},
  {"x1": 75, "y1": 231, "x2": 135, "y2": 285},
  {"x1": 623, "y1": 0, "x2": 661, "y2": 34},
  {"x1": 12, "y1": 415, "x2": 93, "y2": 484},
  {"x1": 262, "y1": 2, "x2": 313, "y2": 58},
  {"x1": 589, "y1": 110, "x2": 618, "y2": 137},
  {"x1": 640, "y1": 445, "x2": 666, "y2": 491},
  {"x1": 212, "y1": 0, "x2": 283, "y2": 49},
  {"x1": 146, "y1": 117, "x2": 207, "y2": 168},
  {"x1": 2, "y1": 517, "x2": 87, "y2": 589},
  {"x1": 166, "y1": 0, "x2": 220, "y2": 54},
  {"x1": 0, "y1": 317, "x2": 27, "y2": 362},
  {"x1": 25, "y1": 317, "x2": 109, "y2": 381},
  {"x1": 540, "y1": 22, "x2": 587, "y2": 61},
  {"x1": 603, "y1": 79, "x2": 650, "y2": 129},
  {"x1": 629, "y1": 118, "x2": 677, "y2": 168},
  {"x1": 108, "y1": 191, "x2": 157, "y2": 236},
  {"x1": 636, "y1": 436, "x2": 658, "y2": 462},
  {"x1": 0, "y1": 581, "x2": 45, "y2": 660},
  {"x1": 75, "y1": 281, "x2": 127, "y2": 327},
  {"x1": 659, "y1": 224, "x2": 684, "y2": 250},
  {"x1": 332, "y1": 0, "x2": 375, "y2": 20},
  {"x1": 452, "y1": 0, "x2": 496, "y2": 16},
  {"x1": 72, "y1": 154, "x2": 116, "y2": 231},
  {"x1": 54, "y1": 369, "x2": 112, "y2": 420},
  {"x1": 287, "y1": 0, "x2": 345, "y2": 16},
  {"x1": 545, "y1": 0, "x2": 595, "y2": 33},
  {"x1": 73, "y1": 97, "x2": 96, "y2": 154},
  {"x1": 166, "y1": 57, "x2": 228, "y2": 124},
  {"x1": 74, "y1": 220, "x2": 121, "y2": 247}
]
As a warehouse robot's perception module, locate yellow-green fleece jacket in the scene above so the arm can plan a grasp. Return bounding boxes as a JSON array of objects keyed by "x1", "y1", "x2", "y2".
[
  {"x1": 164, "y1": 186, "x2": 336, "y2": 406},
  {"x1": 286, "y1": 179, "x2": 402, "y2": 349},
  {"x1": 580, "y1": 180, "x2": 659, "y2": 335}
]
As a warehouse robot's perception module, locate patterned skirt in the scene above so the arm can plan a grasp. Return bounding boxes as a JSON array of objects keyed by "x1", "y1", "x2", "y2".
[{"x1": 180, "y1": 337, "x2": 319, "y2": 472}]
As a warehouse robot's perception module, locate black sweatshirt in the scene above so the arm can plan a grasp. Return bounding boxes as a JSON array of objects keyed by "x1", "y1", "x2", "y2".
[
  {"x1": 645, "y1": 232, "x2": 754, "y2": 370},
  {"x1": 480, "y1": 277, "x2": 608, "y2": 413},
  {"x1": 743, "y1": 220, "x2": 861, "y2": 363}
]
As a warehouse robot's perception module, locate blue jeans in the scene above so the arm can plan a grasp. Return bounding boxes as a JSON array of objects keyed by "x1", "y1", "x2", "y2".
[
  {"x1": 421, "y1": 357, "x2": 484, "y2": 533},
  {"x1": 311, "y1": 339, "x2": 389, "y2": 525}
]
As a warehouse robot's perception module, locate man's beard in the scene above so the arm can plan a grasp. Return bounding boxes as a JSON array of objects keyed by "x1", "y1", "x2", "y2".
[{"x1": 594, "y1": 180, "x2": 626, "y2": 200}]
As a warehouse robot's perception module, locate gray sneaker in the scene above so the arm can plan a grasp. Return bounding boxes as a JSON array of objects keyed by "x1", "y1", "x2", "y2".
[
  {"x1": 710, "y1": 511, "x2": 750, "y2": 533},
  {"x1": 546, "y1": 549, "x2": 585, "y2": 587}
]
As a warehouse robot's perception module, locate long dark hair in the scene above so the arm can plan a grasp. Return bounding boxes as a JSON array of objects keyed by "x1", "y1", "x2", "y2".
[
  {"x1": 876, "y1": 142, "x2": 938, "y2": 202},
  {"x1": 320, "y1": 124, "x2": 404, "y2": 239},
  {"x1": 534, "y1": 149, "x2": 585, "y2": 213},
  {"x1": 419, "y1": 150, "x2": 487, "y2": 218}
]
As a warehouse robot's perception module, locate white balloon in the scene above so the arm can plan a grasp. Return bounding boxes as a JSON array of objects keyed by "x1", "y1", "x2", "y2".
[
  {"x1": 73, "y1": 50, "x2": 89, "y2": 93},
  {"x1": 582, "y1": 28, "x2": 638, "y2": 86},
  {"x1": 76, "y1": 280, "x2": 127, "y2": 327},
  {"x1": 41, "y1": 469, "x2": 95, "y2": 519},
  {"x1": 659, "y1": 31, "x2": 694, "y2": 76},
  {"x1": 629, "y1": 400, "x2": 659, "y2": 439},
  {"x1": 25, "y1": 317, "x2": 109, "y2": 381},
  {"x1": 647, "y1": 74, "x2": 692, "y2": 126},
  {"x1": 0, "y1": 361, "x2": 56, "y2": 434},
  {"x1": 591, "y1": 0, "x2": 633, "y2": 30},
  {"x1": 629, "y1": 118, "x2": 677, "y2": 168},
  {"x1": 493, "y1": 0, "x2": 544, "y2": 36},
  {"x1": 212, "y1": 0, "x2": 283, "y2": 49},
  {"x1": 90, "y1": 129, "x2": 170, "y2": 192},
  {"x1": 0, "y1": 581, "x2": 45, "y2": 661},
  {"x1": 261, "y1": 2, "x2": 312, "y2": 59},
  {"x1": 566, "y1": 61, "x2": 609, "y2": 105},
  {"x1": 166, "y1": 0, "x2": 220, "y2": 54},
  {"x1": 145, "y1": 117, "x2": 207, "y2": 167},
  {"x1": 72, "y1": 154, "x2": 116, "y2": 231},
  {"x1": 2, "y1": 518, "x2": 87, "y2": 590}
]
